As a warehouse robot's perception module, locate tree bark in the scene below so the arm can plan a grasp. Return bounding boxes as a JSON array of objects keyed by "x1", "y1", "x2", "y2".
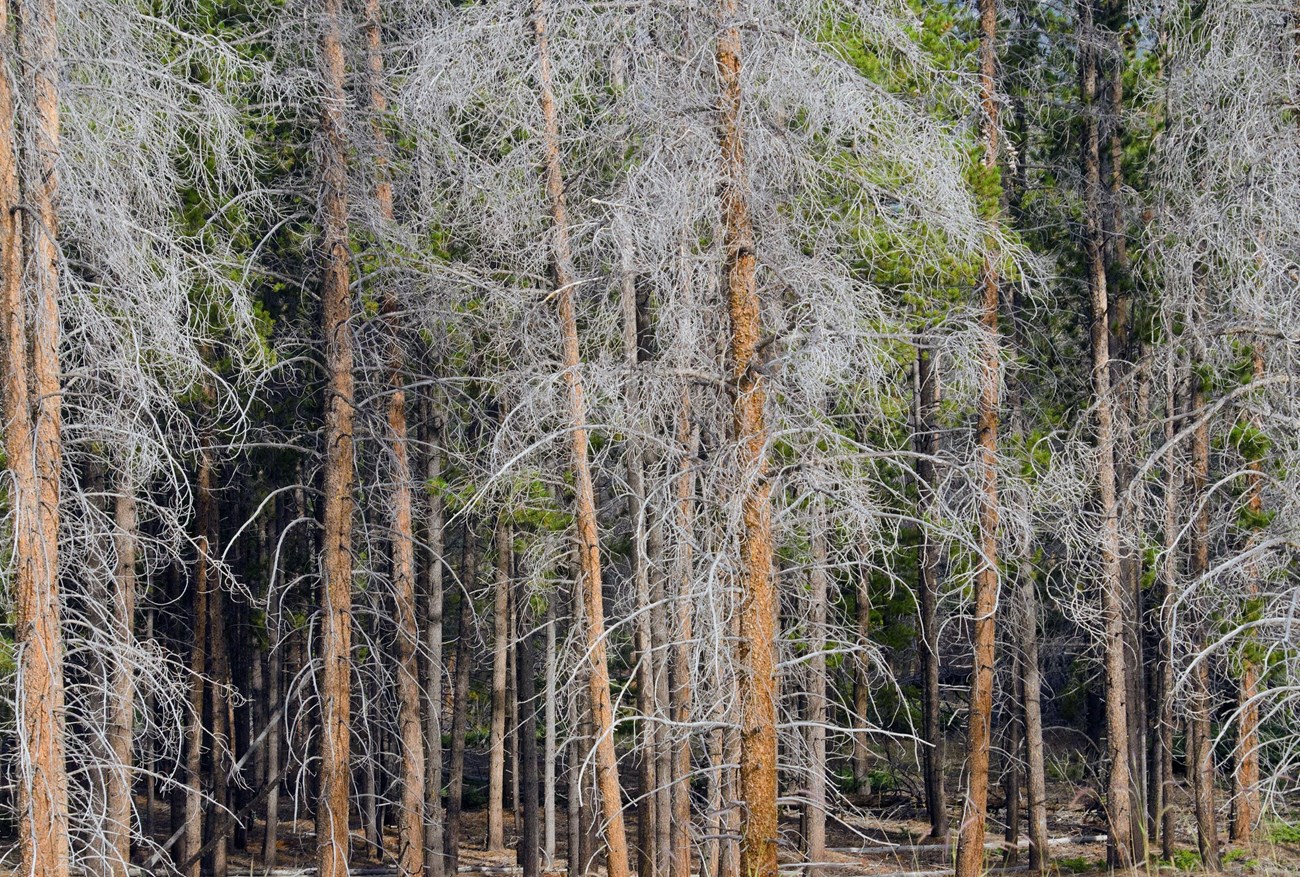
[
  {"x1": 805, "y1": 523, "x2": 829, "y2": 877},
  {"x1": 1231, "y1": 350, "x2": 1264, "y2": 844},
  {"x1": 1187, "y1": 338, "x2": 1221, "y2": 872},
  {"x1": 204, "y1": 483, "x2": 231, "y2": 877},
  {"x1": 517, "y1": 580, "x2": 541, "y2": 877},
  {"x1": 915, "y1": 348, "x2": 947, "y2": 841},
  {"x1": 1079, "y1": 0, "x2": 1136, "y2": 865},
  {"x1": 183, "y1": 452, "x2": 213, "y2": 877},
  {"x1": 530, "y1": 3, "x2": 631, "y2": 873},
  {"x1": 956, "y1": 1, "x2": 1003, "y2": 872},
  {"x1": 446, "y1": 528, "x2": 478, "y2": 877},
  {"x1": 1, "y1": 0, "x2": 71, "y2": 869},
  {"x1": 422, "y1": 402, "x2": 447, "y2": 877},
  {"x1": 543, "y1": 601, "x2": 558, "y2": 865},
  {"x1": 489, "y1": 514, "x2": 512, "y2": 851},
  {"x1": 670, "y1": 391, "x2": 698, "y2": 877},
  {"x1": 363, "y1": 2, "x2": 426, "y2": 869},
  {"x1": 715, "y1": 4, "x2": 778, "y2": 876},
  {"x1": 316, "y1": 0, "x2": 356, "y2": 869}
]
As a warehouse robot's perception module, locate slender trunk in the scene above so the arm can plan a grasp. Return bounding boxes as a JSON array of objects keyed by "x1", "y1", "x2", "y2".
[
  {"x1": 445, "y1": 529, "x2": 478, "y2": 877},
  {"x1": 1188, "y1": 341, "x2": 1221, "y2": 872},
  {"x1": 261, "y1": 621, "x2": 283, "y2": 867},
  {"x1": 1017, "y1": 518, "x2": 1048, "y2": 873},
  {"x1": 621, "y1": 220, "x2": 658, "y2": 877},
  {"x1": 716, "y1": 4, "x2": 778, "y2": 875},
  {"x1": 955, "y1": 2, "x2": 1002, "y2": 872},
  {"x1": 705, "y1": 729, "x2": 723, "y2": 877},
  {"x1": 517, "y1": 582, "x2": 541, "y2": 877},
  {"x1": 489, "y1": 513, "x2": 511, "y2": 851},
  {"x1": 669, "y1": 392, "x2": 698, "y2": 877},
  {"x1": 531, "y1": 3, "x2": 630, "y2": 872},
  {"x1": 1079, "y1": 0, "x2": 1135, "y2": 865},
  {"x1": 1156, "y1": 355, "x2": 1180, "y2": 862},
  {"x1": 364, "y1": 4, "x2": 425, "y2": 869},
  {"x1": 317, "y1": 0, "x2": 356, "y2": 868},
  {"x1": 543, "y1": 602, "x2": 558, "y2": 865},
  {"x1": 1231, "y1": 351, "x2": 1264, "y2": 843},
  {"x1": 423, "y1": 403, "x2": 447, "y2": 877},
  {"x1": 204, "y1": 483, "x2": 231, "y2": 877},
  {"x1": 184, "y1": 452, "x2": 214, "y2": 877},
  {"x1": 103, "y1": 487, "x2": 138, "y2": 877},
  {"x1": 915, "y1": 348, "x2": 947, "y2": 840},
  {"x1": 1001, "y1": 677, "x2": 1022, "y2": 865},
  {"x1": 853, "y1": 547, "x2": 872, "y2": 789},
  {"x1": 805, "y1": 524, "x2": 829, "y2": 877},
  {"x1": 2, "y1": 0, "x2": 70, "y2": 869}
]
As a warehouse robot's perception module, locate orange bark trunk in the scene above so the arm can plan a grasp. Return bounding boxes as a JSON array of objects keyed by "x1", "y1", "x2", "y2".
[
  {"x1": 362, "y1": 1, "x2": 426, "y2": 869},
  {"x1": 317, "y1": 0, "x2": 356, "y2": 870},
  {"x1": 530, "y1": 3, "x2": 631, "y2": 874},
  {"x1": 955, "y1": 1, "x2": 1002, "y2": 873},
  {"x1": 1, "y1": 0, "x2": 71, "y2": 870},
  {"x1": 716, "y1": 4, "x2": 778, "y2": 875}
]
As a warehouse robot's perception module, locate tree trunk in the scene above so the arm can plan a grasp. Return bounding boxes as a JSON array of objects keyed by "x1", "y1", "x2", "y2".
[
  {"x1": 805, "y1": 523, "x2": 829, "y2": 877},
  {"x1": 670, "y1": 392, "x2": 699, "y2": 877},
  {"x1": 530, "y1": 3, "x2": 631, "y2": 873},
  {"x1": 1, "y1": 0, "x2": 71, "y2": 869},
  {"x1": 489, "y1": 513, "x2": 511, "y2": 851},
  {"x1": 446, "y1": 528, "x2": 478, "y2": 877},
  {"x1": 423, "y1": 402, "x2": 447, "y2": 877},
  {"x1": 204, "y1": 483, "x2": 231, "y2": 877},
  {"x1": 316, "y1": 0, "x2": 356, "y2": 868},
  {"x1": 915, "y1": 347, "x2": 947, "y2": 841},
  {"x1": 716, "y1": 5, "x2": 778, "y2": 876},
  {"x1": 853, "y1": 546, "x2": 872, "y2": 791},
  {"x1": 262, "y1": 616, "x2": 283, "y2": 868},
  {"x1": 1155, "y1": 353, "x2": 1180, "y2": 862},
  {"x1": 517, "y1": 581, "x2": 541, "y2": 877},
  {"x1": 104, "y1": 488, "x2": 138, "y2": 877},
  {"x1": 1188, "y1": 342, "x2": 1221, "y2": 872},
  {"x1": 363, "y1": 5, "x2": 425, "y2": 871},
  {"x1": 183, "y1": 452, "x2": 214, "y2": 877},
  {"x1": 1078, "y1": 0, "x2": 1136, "y2": 865},
  {"x1": 543, "y1": 601, "x2": 558, "y2": 865},
  {"x1": 955, "y1": 2, "x2": 1003, "y2": 872},
  {"x1": 1231, "y1": 350, "x2": 1264, "y2": 844}
]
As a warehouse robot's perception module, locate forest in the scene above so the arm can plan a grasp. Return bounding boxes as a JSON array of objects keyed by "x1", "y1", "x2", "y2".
[{"x1": 1, "y1": 0, "x2": 1299, "y2": 875}]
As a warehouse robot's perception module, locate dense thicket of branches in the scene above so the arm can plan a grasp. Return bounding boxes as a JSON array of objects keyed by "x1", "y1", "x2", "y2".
[{"x1": 1, "y1": 1, "x2": 1299, "y2": 876}]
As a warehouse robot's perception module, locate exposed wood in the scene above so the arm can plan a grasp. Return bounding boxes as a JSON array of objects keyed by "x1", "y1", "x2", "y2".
[{"x1": 716, "y1": 3, "x2": 778, "y2": 876}]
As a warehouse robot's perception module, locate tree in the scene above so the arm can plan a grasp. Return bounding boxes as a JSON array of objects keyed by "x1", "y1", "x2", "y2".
[{"x1": 315, "y1": 0, "x2": 357, "y2": 868}]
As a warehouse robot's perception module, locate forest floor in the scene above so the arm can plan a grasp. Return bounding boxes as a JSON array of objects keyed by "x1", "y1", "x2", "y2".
[
  {"x1": 5, "y1": 743, "x2": 1300, "y2": 875},
  {"x1": 110, "y1": 767, "x2": 1300, "y2": 877}
]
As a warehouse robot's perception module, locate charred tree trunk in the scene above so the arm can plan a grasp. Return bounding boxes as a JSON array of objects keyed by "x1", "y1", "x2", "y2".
[
  {"x1": 183, "y1": 452, "x2": 214, "y2": 877},
  {"x1": 446, "y1": 528, "x2": 478, "y2": 877},
  {"x1": 915, "y1": 347, "x2": 947, "y2": 840}
]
